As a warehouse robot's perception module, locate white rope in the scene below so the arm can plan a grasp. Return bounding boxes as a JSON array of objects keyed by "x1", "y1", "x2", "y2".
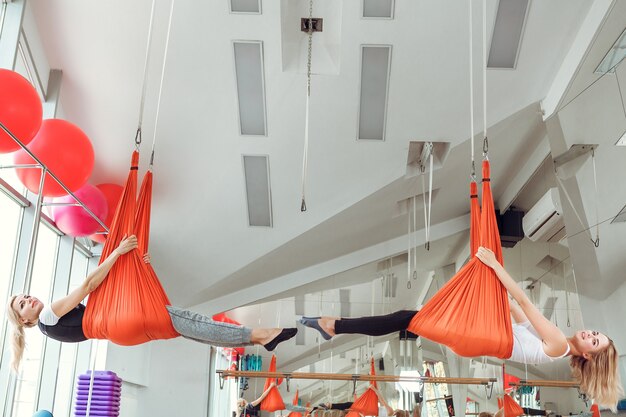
[
  {"x1": 150, "y1": 0, "x2": 176, "y2": 166},
  {"x1": 407, "y1": 203, "x2": 412, "y2": 289},
  {"x1": 468, "y1": 0, "x2": 475, "y2": 177},
  {"x1": 413, "y1": 196, "x2": 417, "y2": 279},
  {"x1": 301, "y1": 87, "x2": 311, "y2": 211},
  {"x1": 426, "y1": 153, "x2": 433, "y2": 249},
  {"x1": 137, "y1": 0, "x2": 157, "y2": 135},
  {"x1": 300, "y1": 0, "x2": 314, "y2": 212},
  {"x1": 554, "y1": 174, "x2": 596, "y2": 243},
  {"x1": 482, "y1": 0, "x2": 488, "y2": 143},
  {"x1": 422, "y1": 173, "x2": 428, "y2": 247},
  {"x1": 590, "y1": 150, "x2": 600, "y2": 247}
]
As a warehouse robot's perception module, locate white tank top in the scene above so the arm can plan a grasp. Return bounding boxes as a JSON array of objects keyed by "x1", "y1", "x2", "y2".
[{"x1": 508, "y1": 321, "x2": 570, "y2": 364}]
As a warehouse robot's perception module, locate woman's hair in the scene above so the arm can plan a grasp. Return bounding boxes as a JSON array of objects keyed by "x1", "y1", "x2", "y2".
[
  {"x1": 479, "y1": 412, "x2": 494, "y2": 417},
  {"x1": 570, "y1": 339, "x2": 624, "y2": 412},
  {"x1": 6, "y1": 295, "x2": 36, "y2": 372}
]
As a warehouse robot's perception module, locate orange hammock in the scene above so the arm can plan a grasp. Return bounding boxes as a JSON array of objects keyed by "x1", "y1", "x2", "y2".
[
  {"x1": 351, "y1": 358, "x2": 379, "y2": 416},
  {"x1": 260, "y1": 354, "x2": 285, "y2": 412},
  {"x1": 83, "y1": 151, "x2": 179, "y2": 345},
  {"x1": 502, "y1": 394, "x2": 524, "y2": 417},
  {"x1": 288, "y1": 390, "x2": 303, "y2": 417},
  {"x1": 408, "y1": 160, "x2": 513, "y2": 359}
]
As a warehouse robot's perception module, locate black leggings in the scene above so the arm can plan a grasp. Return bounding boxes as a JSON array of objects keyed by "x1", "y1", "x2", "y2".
[
  {"x1": 330, "y1": 402, "x2": 353, "y2": 411},
  {"x1": 522, "y1": 408, "x2": 547, "y2": 416},
  {"x1": 334, "y1": 310, "x2": 418, "y2": 336}
]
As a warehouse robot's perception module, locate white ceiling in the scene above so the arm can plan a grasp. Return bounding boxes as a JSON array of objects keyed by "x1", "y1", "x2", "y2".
[{"x1": 25, "y1": 0, "x2": 626, "y2": 399}]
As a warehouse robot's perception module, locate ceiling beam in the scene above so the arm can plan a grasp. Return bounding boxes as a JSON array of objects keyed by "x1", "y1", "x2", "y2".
[
  {"x1": 497, "y1": 135, "x2": 551, "y2": 212},
  {"x1": 541, "y1": 0, "x2": 615, "y2": 120},
  {"x1": 190, "y1": 214, "x2": 470, "y2": 315}
]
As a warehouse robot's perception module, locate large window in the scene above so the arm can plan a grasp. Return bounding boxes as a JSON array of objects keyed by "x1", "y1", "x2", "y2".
[
  {"x1": 0, "y1": 192, "x2": 23, "y2": 366},
  {"x1": 12, "y1": 223, "x2": 59, "y2": 417},
  {"x1": 52, "y1": 247, "x2": 89, "y2": 417}
]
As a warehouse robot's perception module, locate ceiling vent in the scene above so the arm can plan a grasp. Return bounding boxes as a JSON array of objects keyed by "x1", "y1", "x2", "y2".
[
  {"x1": 487, "y1": 0, "x2": 529, "y2": 69},
  {"x1": 358, "y1": 45, "x2": 392, "y2": 140},
  {"x1": 230, "y1": 0, "x2": 261, "y2": 14},
  {"x1": 242, "y1": 155, "x2": 273, "y2": 227},
  {"x1": 233, "y1": 41, "x2": 267, "y2": 136},
  {"x1": 362, "y1": 0, "x2": 394, "y2": 19},
  {"x1": 595, "y1": 27, "x2": 626, "y2": 74}
]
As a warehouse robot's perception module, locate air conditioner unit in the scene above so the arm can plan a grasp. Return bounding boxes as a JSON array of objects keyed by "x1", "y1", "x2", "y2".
[{"x1": 522, "y1": 188, "x2": 566, "y2": 242}]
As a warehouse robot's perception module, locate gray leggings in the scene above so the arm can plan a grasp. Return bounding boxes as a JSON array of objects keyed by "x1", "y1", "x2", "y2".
[{"x1": 166, "y1": 305, "x2": 253, "y2": 347}]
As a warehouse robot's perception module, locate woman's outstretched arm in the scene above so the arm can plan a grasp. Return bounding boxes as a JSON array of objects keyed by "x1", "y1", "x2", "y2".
[
  {"x1": 249, "y1": 382, "x2": 275, "y2": 407},
  {"x1": 476, "y1": 247, "x2": 569, "y2": 357},
  {"x1": 50, "y1": 235, "x2": 138, "y2": 318}
]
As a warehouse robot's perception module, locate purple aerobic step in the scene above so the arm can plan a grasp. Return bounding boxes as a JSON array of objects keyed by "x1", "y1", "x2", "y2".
[
  {"x1": 76, "y1": 393, "x2": 121, "y2": 401},
  {"x1": 75, "y1": 399, "x2": 120, "y2": 407},
  {"x1": 74, "y1": 412, "x2": 118, "y2": 417},
  {"x1": 75, "y1": 404, "x2": 120, "y2": 412},
  {"x1": 79, "y1": 371, "x2": 121, "y2": 381},
  {"x1": 76, "y1": 386, "x2": 121, "y2": 393},
  {"x1": 77, "y1": 381, "x2": 122, "y2": 389}
]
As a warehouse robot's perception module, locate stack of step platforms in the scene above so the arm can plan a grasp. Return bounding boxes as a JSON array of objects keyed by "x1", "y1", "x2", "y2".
[{"x1": 74, "y1": 371, "x2": 121, "y2": 417}]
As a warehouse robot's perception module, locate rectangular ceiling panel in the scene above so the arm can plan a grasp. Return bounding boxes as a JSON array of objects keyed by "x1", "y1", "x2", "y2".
[
  {"x1": 243, "y1": 155, "x2": 272, "y2": 227},
  {"x1": 233, "y1": 41, "x2": 267, "y2": 135},
  {"x1": 487, "y1": 0, "x2": 529, "y2": 69},
  {"x1": 358, "y1": 45, "x2": 392, "y2": 140}
]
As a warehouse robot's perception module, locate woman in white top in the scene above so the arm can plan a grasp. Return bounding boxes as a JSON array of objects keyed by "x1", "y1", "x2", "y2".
[{"x1": 301, "y1": 247, "x2": 623, "y2": 411}]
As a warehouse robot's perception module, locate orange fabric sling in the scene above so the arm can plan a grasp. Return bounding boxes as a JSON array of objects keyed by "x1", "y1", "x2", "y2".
[
  {"x1": 83, "y1": 151, "x2": 179, "y2": 345},
  {"x1": 502, "y1": 394, "x2": 524, "y2": 417},
  {"x1": 351, "y1": 358, "x2": 379, "y2": 416},
  {"x1": 260, "y1": 354, "x2": 286, "y2": 412},
  {"x1": 288, "y1": 390, "x2": 303, "y2": 417},
  {"x1": 407, "y1": 160, "x2": 513, "y2": 359}
]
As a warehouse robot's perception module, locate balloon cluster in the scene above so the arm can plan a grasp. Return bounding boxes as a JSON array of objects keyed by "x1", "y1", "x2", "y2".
[{"x1": 0, "y1": 69, "x2": 120, "y2": 240}]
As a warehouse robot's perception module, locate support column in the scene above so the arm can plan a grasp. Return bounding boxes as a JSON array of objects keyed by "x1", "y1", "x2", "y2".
[{"x1": 0, "y1": 0, "x2": 26, "y2": 70}]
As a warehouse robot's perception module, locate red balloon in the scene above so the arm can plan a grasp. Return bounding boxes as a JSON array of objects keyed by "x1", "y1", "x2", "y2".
[
  {"x1": 13, "y1": 119, "x2": 94, "y2": 197},
  {"x1": 0, "y1": 69, "x2": 43, "y2": 153},
  {"x1": 51, "y1": 184, "x2": 108, "y2": 237},
  {"x1": 89, "y1": 183, "x2": 123, "y2": 243}
]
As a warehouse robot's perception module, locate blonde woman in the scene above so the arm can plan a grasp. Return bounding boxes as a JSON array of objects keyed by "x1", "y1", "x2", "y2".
[
  {"x1": 301, "y1": 247, "x2": 623, "y2": 411},
  {"x1": 7, "y1": 235, "x2": 297, "y2": 372}
]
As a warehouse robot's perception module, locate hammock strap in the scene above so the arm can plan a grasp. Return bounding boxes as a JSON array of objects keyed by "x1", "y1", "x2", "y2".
[
  {"x1": 135, "y1": 0, "x2": 157, "y2": 149},
  {"x1": 150, "y1": 0, "x2": 176, "y2": 167}
]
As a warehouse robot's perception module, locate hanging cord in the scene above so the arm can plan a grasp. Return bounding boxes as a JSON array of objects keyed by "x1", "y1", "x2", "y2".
[
  {"x1": 407, "y1": 208, "x2": 412, "y2": 289},
  {"x1": 413, "y1": 195, "x2": 417, "y2": 280},
  {"x1": 426, "y1": 153, "x2": 433, "y2": 250},
  {"x1": 564, "y1": 272, "x2": 571, "y2": 327},
  {"x1": 468, "y1": 0, "x2": 476, "y2": 179},
  {"x1": 616, "y1": 69, "x2": 626, "y2": 131},
  {"x1": 482, "y1": 0, "x2": 488, "y2": 158},
  {"x1": 149, "y1": 0, "x2": 176, "y2": 170},
  {"x1": 421, "y1": 171, "x2": 428, "y2": 248},
  {"x1": 300, "y1": 0, "x2": 314, "y2": 212},
  {"x1": 135, "y1": 0, "x2": 157, "y2": 151},
  {"x1": 554, "y1": 169, "x2": 598, "y2": 245},
  {"x1": 590, "y1": 149, "x2": 600, "y2": 247}
]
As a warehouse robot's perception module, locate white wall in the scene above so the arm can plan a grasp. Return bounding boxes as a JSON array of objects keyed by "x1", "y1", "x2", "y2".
[{"x1": 106, "y1": 338, "x2": 212, "y2": 417}]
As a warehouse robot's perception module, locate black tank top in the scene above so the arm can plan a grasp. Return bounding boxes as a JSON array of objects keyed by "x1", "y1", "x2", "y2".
[{"x1": 38, "y1": 304, "x2": 88, "y2": 343}]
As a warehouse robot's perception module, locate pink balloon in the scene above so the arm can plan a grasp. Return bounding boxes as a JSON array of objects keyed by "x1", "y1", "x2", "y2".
[{"x1": 51, "y1": 184, "x2": 108, "y2": 237}]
